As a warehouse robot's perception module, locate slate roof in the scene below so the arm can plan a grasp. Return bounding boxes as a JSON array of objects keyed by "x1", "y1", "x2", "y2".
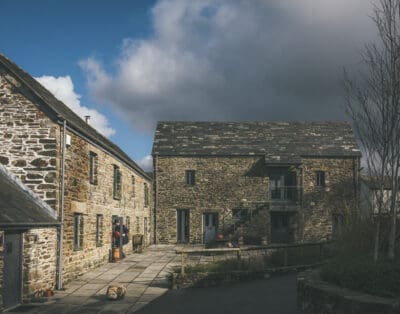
[
  {"x1": 0, "y1": 165, "x2": 58, "y2": 229},
  {"x1": 152, "y1": 121, "x2": 361, "y2": 162},
  {"x1": 0, "y1": 54, "x2": 150, "y2": 180}
]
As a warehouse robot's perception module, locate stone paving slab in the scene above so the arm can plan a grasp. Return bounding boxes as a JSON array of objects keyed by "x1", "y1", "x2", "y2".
[
  {"x1": 9, "y1": 244, "x2": 218, "y2": 313},
  {"x1": 14, "y1": 245, "x2": 200, "y2": 313}
]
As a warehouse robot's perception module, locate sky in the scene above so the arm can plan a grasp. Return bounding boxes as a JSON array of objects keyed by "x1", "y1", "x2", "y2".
[{"x1": 0, "y1": 0, "x2": 377, "y2": 171}]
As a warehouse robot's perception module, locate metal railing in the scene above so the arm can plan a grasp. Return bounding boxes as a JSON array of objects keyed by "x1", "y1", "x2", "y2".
[
  {"x1": 175, "y1": 240, "x2": 333, "y2": 276},
  {"x1": 269, "y1": 186, "x2": 300, "y2": 202}
]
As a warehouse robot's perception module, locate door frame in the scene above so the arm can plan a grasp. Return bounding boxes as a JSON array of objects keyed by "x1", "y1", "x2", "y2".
[
  {"x1": 202, "y1": 212, "x2": 218, "y2": 244},
  {"x1": 3, "y1": 231, "x2": 23, "y2": 310},
  {"x1": 111, "y1": 215, "x2": 124, "y2": 261},
  {"x1": 176, "y1": 209, "x2": 190, "y2": 243}
]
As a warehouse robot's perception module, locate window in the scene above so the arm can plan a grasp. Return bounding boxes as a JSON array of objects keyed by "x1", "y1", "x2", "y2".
[
  {"x1": 73, "y1": 213, "x2": 84, "y2": 250},
  {"x1": 232, "y1": 208, "x2": 248, "y2": 220},
  {"x1": 131, "y1": 176, "x2": 136, "y2": 197},
  {"x1": 185, "y1": 170, "x2": 196, "y2": 186},
  {"x1": 89, "y1": 152, "x2": 98, "y2": 185},
  {"x1": 113, "y1": 165, "x2": 122, "y2": 200},
  {"x1": 125, "y1": 216, "x2": 130, "y2": 234},
  {"x1": 315, "y1": 171, "x2": 325, "y2": 187},
  {"x1": 96, "y1": 214, "x2": 103, "y2": 247},
  {"x1": 144, "y1": 183, "x2": 149, "y2": 207},
  {"x1": 135, "y1": 216, "x2": 140, "y2": 233},
  {"x1": 144, "y1": 217, "x2": 148, "y2": 237}
]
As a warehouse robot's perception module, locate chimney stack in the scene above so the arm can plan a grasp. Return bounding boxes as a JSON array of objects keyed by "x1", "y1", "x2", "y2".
[{"x1": 84, "y1": 116, "x2": 90, "y2": 124}]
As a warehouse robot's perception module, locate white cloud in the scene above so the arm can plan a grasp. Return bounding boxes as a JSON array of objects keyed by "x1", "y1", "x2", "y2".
[
  {"x1": 35, "y1": 75, "x2": 115, "y2": 137},
  {"x1": 80, "y1": 0, "x2": 378, "y2": 133},
  {"x1": 136, "y1": 155, "x2": 153, "y2": 172}
]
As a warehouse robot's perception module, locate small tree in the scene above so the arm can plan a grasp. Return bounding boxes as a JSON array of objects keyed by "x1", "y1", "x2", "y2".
[{"x1": 344, "y1": 0, "x2": 400, "y2": 261}]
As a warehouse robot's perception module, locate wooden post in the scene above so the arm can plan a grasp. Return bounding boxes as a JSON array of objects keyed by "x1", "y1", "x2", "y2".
[
  {"x1": 236, "y1": 249, "x2": 241, "y2": 261},
  {"x1": 181, "y1": 252, "x2": 186, "y2": 276}
]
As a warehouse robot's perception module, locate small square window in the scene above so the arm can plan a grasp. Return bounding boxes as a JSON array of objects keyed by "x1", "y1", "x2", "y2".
[
  {"x1": 185, "y1": 170, "x2": 196, "y2": 186},
  {"x1": 316, "y1": 171, "x2": 325, "y2": 187}
]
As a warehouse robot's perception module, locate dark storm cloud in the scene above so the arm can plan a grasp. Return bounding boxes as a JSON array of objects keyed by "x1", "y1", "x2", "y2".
[{"x1": 80, "y1": 0, "x2": 377, "y2": 133}]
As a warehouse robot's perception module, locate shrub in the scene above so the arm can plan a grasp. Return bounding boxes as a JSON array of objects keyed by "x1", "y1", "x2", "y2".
[{"x1": 320, "y1": 255, "x2": 400, "y2": 298}]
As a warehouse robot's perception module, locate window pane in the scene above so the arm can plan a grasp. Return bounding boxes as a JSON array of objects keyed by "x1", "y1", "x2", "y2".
[{"x1": 186, "y1": 170, "x2": 195, "y2": 185}]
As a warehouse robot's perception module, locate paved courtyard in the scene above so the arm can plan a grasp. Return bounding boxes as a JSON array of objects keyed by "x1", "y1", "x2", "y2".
[{"x1": 11, "y1": 245, "x2": 194, "y2": 313}]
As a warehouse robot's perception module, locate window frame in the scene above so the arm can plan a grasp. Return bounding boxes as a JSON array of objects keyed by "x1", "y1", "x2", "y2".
[
  {"x1": 89, "y1": 151, "x2": 98, "y2": 185},
  {"x1": 96, "y1": 214, "x2": 103, "y2": 247},
  {"x1": 144, "y1": 183, "x2": 149, "y2": 207},
  {"x1": 185, "y1": 170, "x2": 196, "y2": 186},
  {"x1": 73, "y1": 213, "x2": 84, "y2": 250},
  {"x1": 131, "y1": 175, "x2": 136, "y2": 197},
  {"x1": 113, "y1": 165, "x2": 122, "y2": 200},
  {"x1": 315, "y1": 171, "x2": 326, "y2": 187}
]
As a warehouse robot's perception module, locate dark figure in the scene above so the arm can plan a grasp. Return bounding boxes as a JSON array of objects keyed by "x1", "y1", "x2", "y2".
[{"x1": 122, "y1": 225, "x2": 129, "y2": 245}]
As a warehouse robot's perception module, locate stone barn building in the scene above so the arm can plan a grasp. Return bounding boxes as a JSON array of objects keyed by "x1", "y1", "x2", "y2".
[
  {"x1": 0, "y1": 54, "x2": 153, "y2": 298},
  {"x1": 152, "y1": 122, "x2": 361, "y2": 245}
]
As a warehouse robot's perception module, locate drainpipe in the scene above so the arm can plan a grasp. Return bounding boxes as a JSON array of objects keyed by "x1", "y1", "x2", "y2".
[{"x1": 57, "y1": 119, "x2": 67, "y2": 290}]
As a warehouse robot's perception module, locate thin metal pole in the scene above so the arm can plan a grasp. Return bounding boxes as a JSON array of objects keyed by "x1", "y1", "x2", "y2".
[{"x1": 57, "y1": 119, "x2": 66, "y2": 289}]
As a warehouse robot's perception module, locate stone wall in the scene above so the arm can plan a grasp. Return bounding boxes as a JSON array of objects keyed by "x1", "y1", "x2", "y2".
[
  {"x1": 0, "y1": 75, "x2": 59, "y2": 209},
  {"x1": 301, "y1": 158, "x2": 359, "y2": 241},
  {"x1": 297, "y1": 269, "x2": 400, "y2": 314},
  {"x1": 154, "y1": 155, "x2": 359, "y2": 244},
  {"x1": 22, "y1": 229, "x2": 58, "y2": 299},
  {"x1": 61, "y1": 129, "x2": 152, "y2": 283},
  {"x1": 0, "y1": 74, "x2": 59, "y2": 299},
  {"x1": 0, "y1": 71, "x2": 152, "y2": 294},
  {"x1": 154, "y1": 156, "x2": 269, "y2": 243}
]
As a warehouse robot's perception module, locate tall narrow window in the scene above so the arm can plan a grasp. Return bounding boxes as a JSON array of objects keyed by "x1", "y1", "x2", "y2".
[
  {"x1": 315, "y1": 171, "x2": 325, "y2": 187},
  {"x1": 73, "y1": 213, "x2": 84, "y2": 250},
  {"x1": 89, "y1": 152, "x2": 98, "y2": 185},
  {"x1": 113, "y1": 165, "x2": 122, "y2": 200},
  {"x1": 132, "y1": 176, "x2": 136, "y2": 197},
  {"x1": 185, "y1": 170, "x2": 196, "y2": 186},
  {"x1": 96, "y1": 214, "x2": 103, "y2": 247},
  {"x1": 135, "y1": 216, "x2": 140, "y2": 233},
  {"x1": 144, "y1": 183, "x2": 149, "y2": 207}
]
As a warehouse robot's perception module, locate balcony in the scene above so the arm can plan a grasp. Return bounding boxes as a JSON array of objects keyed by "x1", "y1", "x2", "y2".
[
  {"x1": 268, "y1": 186, "x2": 301, "y2": 213},
  {"x1": 269, "y1": 186, "x2": 300, "y2": 202}
]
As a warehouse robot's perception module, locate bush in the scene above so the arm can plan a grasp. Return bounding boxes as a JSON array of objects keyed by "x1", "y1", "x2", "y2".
[
  {"x1": 320, "y1": 255, "x2": 400, "y2": 298},
  {"x1": 320, "y1": 219, "x2": 400, "y2": 298}
]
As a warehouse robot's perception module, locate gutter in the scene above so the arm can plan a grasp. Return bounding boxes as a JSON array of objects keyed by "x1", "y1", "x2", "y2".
[{"x1": 57, "y1": 119, "x2": 67, "y2": 290}]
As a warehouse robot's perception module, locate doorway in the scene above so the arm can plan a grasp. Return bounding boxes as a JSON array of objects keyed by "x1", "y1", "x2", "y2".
[
  {"x1": 203, "y1": 213, "x2": 218, "y2": 244},
  {"x1": 111, "y1": 215, "x2": 124, "y2": 261},
  {"x1": 3, "y1": 232, "x2": 22, "y2": 309},
  {"x1": 177, "y1": 209, "x2": 189, "y2": 243},
  {"x1": 270, "y1": 212, "x2": 294, "y2": 243}
]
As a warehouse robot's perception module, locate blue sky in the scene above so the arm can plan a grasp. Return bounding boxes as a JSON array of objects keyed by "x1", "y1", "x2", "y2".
[{"x1": 1, "y1": 0, "x2": 374, "y2": 171}]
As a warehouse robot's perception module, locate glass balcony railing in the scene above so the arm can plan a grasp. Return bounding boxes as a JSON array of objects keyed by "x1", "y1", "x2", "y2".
[{"x1": 269, "y1": 186, "x2": 300, "y2": 202}]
